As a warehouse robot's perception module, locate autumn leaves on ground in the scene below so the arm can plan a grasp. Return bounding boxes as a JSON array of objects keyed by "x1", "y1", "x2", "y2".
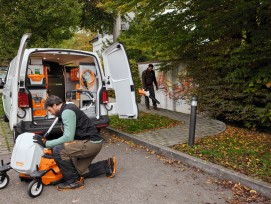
[
  {"x1": 172, "y1": 126, "x2": 271, "y2": 184},
  {"x1": 110, "y1": 113, "x2": 271, "y2": 184}
]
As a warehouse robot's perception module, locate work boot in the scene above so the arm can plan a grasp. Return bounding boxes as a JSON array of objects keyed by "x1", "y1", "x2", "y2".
[
  {"x1": 57, "y1": 177, "x2": 85, "y2": 191},
  {"x1": 153, "y1": 106, "x2": 159, "y2": 111},
  {"x1": 106, "y1": 156, "x2": 117, "y2": 178},
  {"x1": 146, "y1": 106, "x2": 150, "y2": 110}
]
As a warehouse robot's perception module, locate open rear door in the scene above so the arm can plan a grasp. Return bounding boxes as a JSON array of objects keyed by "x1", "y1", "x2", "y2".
[
  {"x1": 9, "y1": 33, "x2": 31, "y2": 130},
  {"x1": 102, "y1": 43, "x2": 138, "y2": 119}
]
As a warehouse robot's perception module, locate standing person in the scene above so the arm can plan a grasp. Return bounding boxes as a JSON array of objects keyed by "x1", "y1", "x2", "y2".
[
  {"x1": 142, "y1": 64, "x2": 159, "y2": 110},
  {"x1": 33, "y1": 95, "x2": 116, "y2": 191}
]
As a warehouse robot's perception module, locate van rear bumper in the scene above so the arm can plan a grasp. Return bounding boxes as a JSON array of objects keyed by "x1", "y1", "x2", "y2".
[{"x1": 14, "y1": 115, "x2": 110, "y2": 140}]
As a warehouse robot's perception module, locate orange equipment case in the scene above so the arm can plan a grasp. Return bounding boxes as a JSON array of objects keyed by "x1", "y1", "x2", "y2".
[{"x1": 32, "y1": 96, "x2": 46, "y2": 117}]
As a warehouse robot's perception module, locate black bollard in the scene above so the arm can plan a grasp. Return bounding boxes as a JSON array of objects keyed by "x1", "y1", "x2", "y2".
[{"x1": 188, "y1": 96, "x2": 197, "y2": 147}]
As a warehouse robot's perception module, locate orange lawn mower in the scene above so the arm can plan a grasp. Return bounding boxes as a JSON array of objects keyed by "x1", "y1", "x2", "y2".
[{"x1": 0, "y1": 117, "x2": 63, "y2": 198}]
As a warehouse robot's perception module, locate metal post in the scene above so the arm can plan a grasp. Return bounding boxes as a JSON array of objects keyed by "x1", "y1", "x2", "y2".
[{"x1": 188, "y1": 96, "x2": 197, "y2": 147}]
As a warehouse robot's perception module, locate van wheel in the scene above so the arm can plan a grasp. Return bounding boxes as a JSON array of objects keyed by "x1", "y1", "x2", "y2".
[{"x1": 3, "y1": 113, "x2": 9, "y2": 122}]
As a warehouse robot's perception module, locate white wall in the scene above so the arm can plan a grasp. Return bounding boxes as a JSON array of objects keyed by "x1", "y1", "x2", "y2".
[{"x1": 138, "y1": 62, "x2": 192, "y2": 114}]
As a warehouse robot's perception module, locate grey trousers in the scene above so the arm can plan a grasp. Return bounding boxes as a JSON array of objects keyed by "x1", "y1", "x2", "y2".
[{"x1": 145, "y1": 86, "x2": 157, "y2": 108}]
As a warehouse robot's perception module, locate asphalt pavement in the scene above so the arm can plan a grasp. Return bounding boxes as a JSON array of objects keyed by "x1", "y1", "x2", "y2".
[{"x1": 0, "y1": 130, "x2": 235, "y2": 204}]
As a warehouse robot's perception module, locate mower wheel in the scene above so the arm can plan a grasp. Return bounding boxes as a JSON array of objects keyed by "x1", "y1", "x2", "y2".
[
  {"x1": 27, "y1": 180, "x2": 43, "y2": 198},
  {"x1": 0, "y1": 174, "x2": 10, "y2": 189}
]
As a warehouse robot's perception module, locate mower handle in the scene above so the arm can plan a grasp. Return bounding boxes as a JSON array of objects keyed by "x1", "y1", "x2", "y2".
[{"x1": 43, "y1": 117, "x2": 59, "y2": 139}]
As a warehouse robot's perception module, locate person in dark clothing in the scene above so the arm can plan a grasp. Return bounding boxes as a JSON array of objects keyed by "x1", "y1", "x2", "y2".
[
  {"x1": 142, "y1": 64, "x2": 159, "y2": 110},
  {"x1": 33, "y1": 95, "x2": 116, "y2": 191}
]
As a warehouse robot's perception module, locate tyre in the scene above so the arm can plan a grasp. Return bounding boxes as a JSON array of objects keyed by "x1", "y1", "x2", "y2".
[
  {"x1": 3, "y1": 112, "x2": 9, "y2": 122},
  {"x1": 0, "y1": 174, "x2": 10, "y2": 189},
  {"x1": 27, "y1": 180, "x2": 43, "y2": 198}
]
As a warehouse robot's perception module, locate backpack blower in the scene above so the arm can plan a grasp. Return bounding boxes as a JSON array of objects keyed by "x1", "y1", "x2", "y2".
[{"x1": 138, "y1": 88, "x2": 160, "y2": 104}]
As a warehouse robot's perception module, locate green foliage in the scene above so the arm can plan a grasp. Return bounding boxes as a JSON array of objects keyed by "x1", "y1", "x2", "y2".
[
  {"x1": 0, "y1": 0, "x2": 82, "y2": 64},
  {"x1": 101, "y1": 0, "x2": 271, "y2": 130},
  {"x1": 109, "y1": 111, "x2": 180, "y2": 134},
  {"x1": 57, "y1": 29, "x2": 95, "y2": 51},
  {"x1": 118, "y1": 17, "x2": 158, "y2": 62},
  {"x1": 172, "y1": 126, "x2": 271, "y2": 183},
  {"x1": 79, "y1": 0, "x2": 115, "y2": 33},
  {"x1": 182, "y1": 0, "x2": 271, "y2": 130}
]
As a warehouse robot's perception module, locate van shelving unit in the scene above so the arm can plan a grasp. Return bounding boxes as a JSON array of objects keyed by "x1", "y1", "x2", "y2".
[{"x1": 27, "y1": 63, "x2": 48, "y2": 118}]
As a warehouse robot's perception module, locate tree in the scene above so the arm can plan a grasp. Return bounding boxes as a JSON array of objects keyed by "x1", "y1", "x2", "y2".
[
  {"x1": 99, "y1": 0, "x2": 271, "y2": 130},
  {"x1": 0, "y1": 0, "x2": 82, "y2": 65},
  {"x1": 57, "y1": 29, "x2": 95, "y2": 51},
  {"x1": 79, "y1": 0, "x2": 115, "y2": 33}
]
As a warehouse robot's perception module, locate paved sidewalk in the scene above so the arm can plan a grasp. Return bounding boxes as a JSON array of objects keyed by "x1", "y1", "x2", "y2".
[
  {"x1": 135, "y1": 103, "x2": 226, "y2": 146},
  {"x1": 0, "y1": 119, "x2": 13, "y2": 155}
]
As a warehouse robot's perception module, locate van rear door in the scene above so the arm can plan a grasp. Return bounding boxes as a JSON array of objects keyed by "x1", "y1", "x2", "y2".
[
  {"x1": 102, "y1": 43, "x2": 138, "y2": 119},
  {"x1": 9, "y1": 33, "x2": 31, "y2": 130}
]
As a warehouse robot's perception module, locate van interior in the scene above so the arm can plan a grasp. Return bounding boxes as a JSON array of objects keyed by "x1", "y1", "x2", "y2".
[{"x1": 24, "y1": 51, "x2": 101, "y2": 122}]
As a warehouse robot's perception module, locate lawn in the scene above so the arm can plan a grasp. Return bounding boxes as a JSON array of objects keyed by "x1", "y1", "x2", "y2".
[
  {"x1": 171, "y1": 126, "x2": 271, "y2": 183},
  {"x1": 109, "y1": 111, "x2": 181, "y2": 134}
]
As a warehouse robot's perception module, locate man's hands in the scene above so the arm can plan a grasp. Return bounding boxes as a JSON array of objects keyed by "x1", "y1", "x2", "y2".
[{"x1": 33, "y1": 134, "x2": 46, "y2": 147}]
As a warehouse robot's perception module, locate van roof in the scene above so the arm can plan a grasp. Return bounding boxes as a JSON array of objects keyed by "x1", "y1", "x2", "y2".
[{"x1": 26, "y1": 48, "x2": 98, "y2": 66}]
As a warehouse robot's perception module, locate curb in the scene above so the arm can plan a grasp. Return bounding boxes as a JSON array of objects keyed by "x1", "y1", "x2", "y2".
[{"x1": 106, "y1": 127, "x2": 271, "y2": 199}]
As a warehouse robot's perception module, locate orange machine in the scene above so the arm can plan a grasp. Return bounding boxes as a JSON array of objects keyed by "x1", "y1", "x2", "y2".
[
  {"x1": 32, "y1": 96, "x2": 46, "y2": 117},
  {"x1": 19, "y1": 148, "x2": 62, "y2": 185},
  {"x1": 39, "y1": 149, "x2": 62, "y2": 185}
]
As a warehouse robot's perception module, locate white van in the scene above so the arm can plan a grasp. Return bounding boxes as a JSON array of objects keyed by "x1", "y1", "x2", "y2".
[{"x1": 2, "y1": 33, "x2": 138, "y2": 141}]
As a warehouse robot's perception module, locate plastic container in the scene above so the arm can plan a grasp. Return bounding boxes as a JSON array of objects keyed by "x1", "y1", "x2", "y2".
[
  {"x1": 28, "y1": 74, "x2": 46, "y2": 86},
  {"x1": 28, "y1": 65, "x2": 44, "y2": 75},
  {"x1": 11, "y1": 132, "x2": 44, "y2": 174}
]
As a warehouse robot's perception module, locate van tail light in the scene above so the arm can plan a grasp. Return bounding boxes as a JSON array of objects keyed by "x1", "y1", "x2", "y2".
[
  {"x1": 18, "y1": 92, "x2": 30, "y2": 108},
  {"x1": 102, "y1": 90, "x2": 108, "y2": 104}
]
